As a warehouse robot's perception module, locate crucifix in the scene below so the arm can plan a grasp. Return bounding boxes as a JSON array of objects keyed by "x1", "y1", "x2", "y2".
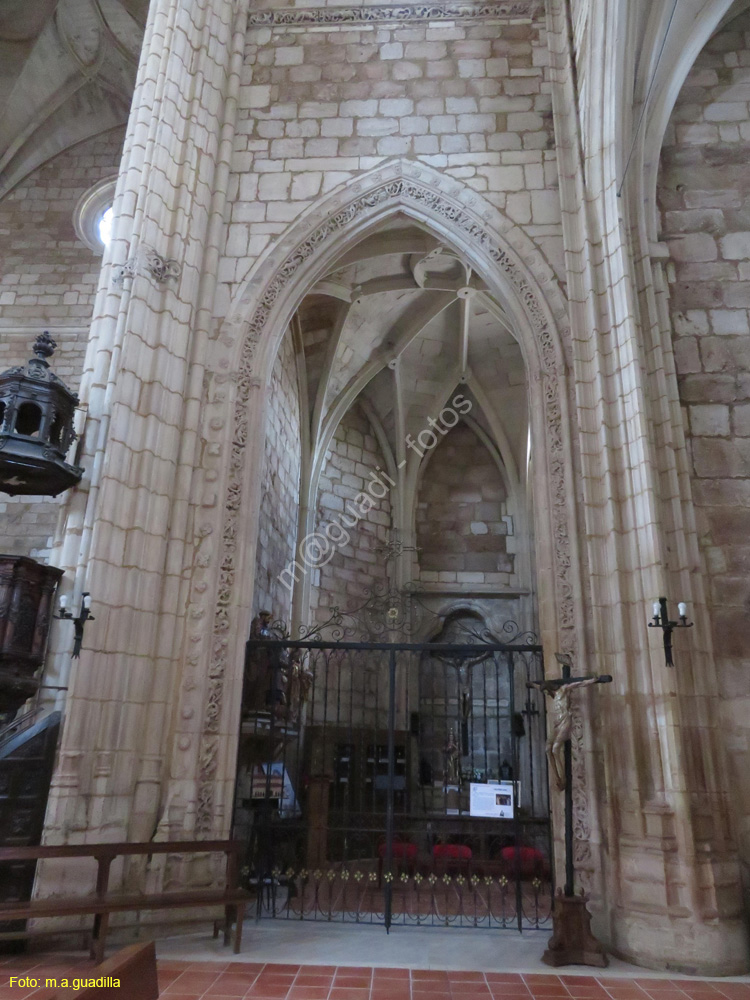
[
  {"x1": 446, "y1": 649, "x2": 490, "y2": 757},
  {"x1": 527, "y1": 657, "x2": 611, "y2": 795},
  {"x1": 527, "y1": 652, "x2": 612, "y2": 967}
]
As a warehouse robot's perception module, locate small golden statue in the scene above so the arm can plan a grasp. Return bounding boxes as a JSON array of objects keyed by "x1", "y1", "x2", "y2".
[
  {"x1": 243, "y1": 611, "x2": 315, "y2": 725},
  {"x1": 243, "y1": 610, "x2": 286, "y2": 718},
  {"x1": 285, "y1": 648, "x2": 314, "y2": 726}
]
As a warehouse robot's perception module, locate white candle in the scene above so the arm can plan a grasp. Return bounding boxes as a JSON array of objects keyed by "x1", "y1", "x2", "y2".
[
  {"x1": 59, "y1": 595, "x2": 68, "y2": 610},
  {"x1": 678, "y1": 602, "x2": 687, "y2": 618},
  {"x1": 652, "y1": 601, "x2": 660, "y2": 618},
  {"x1": 83, "y1": 594, "x2": 92, "y2": 609}
]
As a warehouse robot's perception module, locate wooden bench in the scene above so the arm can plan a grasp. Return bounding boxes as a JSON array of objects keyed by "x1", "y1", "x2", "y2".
[
  {"x1": 48, "y1": 941, "x2": 159, "y2": 999},
  {"x1": 0, "y1": 840, "x2": 250, "y2": 962}
]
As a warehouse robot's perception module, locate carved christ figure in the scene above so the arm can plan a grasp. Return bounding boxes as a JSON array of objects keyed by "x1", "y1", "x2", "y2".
[{"x1": 527, "y1": 674, "x2": 602, "y2": 792}]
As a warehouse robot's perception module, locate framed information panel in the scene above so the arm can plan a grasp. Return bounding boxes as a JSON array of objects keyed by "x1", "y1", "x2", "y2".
[{"x1": 469, "y1": 781, "x2": 515, "y2": 819}]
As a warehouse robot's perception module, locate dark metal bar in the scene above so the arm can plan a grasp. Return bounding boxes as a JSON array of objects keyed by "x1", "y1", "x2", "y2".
[
  {"x1": 467, "y1": 659, "x2": 474, "y2": 774},
  {"x1": 525, "y1": 657, "x2": 536, "y2": 819},
  {"x1": 508, "y1": 651, "x2": 523, "y2": 933},
  {"x1": 562, "y1": 656, "x2": 574, "y2": 897},
  {"x1": 482, "y1": 659, "x2": 489, "y2": 778},
  {"x1": 384, "y1": 646, "x2": 397, "y2": 932},
  {"x1": 347, "y1": 647, "x2": 355, "y2": 832},
  {"x1": 494, "y1": 653, "x2": 502, "y2": 782},
  {"x1": 374, "y1": 644, "x2": 387, "y2": 814}
]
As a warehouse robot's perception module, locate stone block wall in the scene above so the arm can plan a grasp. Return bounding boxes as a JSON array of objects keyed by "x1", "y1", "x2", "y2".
[
  {"x1": 215, "y1": 6, "x2": 564, "y2": 319},
  {"x1": 253, "y1": 329, "x2": 302, "y2": 623},
  {"x1": 314, "y1": 404, "x2": 392, "y2": 614},
  {"x1": 416, "y1": 421, "x2": 515, "y2": 585},
  {"x1": 658, "y1": 10, "x2": 750, "y2": 881},
  {"x1": 0, "y1": 128, "x2": 125, "y2": 560},
  {"x1": 0, "y1": 129, "x2": 124, "y2": 325},
  {"x1": 310, "y1": 404, "x2": 393, "y2": 728}
]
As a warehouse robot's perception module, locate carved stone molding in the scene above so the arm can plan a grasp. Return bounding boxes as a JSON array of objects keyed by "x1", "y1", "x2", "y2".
[
  {"x1": 113, "y1": 245, "x2": 182, "y2": 286},
  {"x1": 248, "y1": 1, "x2": 544, "y2": 27},
  {"x1": 197, "y1": 172, "x2": 577, "y2": 833}
]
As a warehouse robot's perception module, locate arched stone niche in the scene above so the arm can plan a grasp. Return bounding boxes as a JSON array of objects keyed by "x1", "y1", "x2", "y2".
[{"x1": 193, "y1": 159, "x2": 591, "y2": 896}]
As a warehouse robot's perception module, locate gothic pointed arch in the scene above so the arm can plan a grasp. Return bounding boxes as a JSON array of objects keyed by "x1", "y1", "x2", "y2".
[
  {"x1": 223, "y1": 160, "x2": 569, "y2": 381},
  {"x1": 631, "y1": 0, "x2": 745, "y2": 238},
  {"x1": 199, "y1": 160, "x2": 583, "y2": 837}
]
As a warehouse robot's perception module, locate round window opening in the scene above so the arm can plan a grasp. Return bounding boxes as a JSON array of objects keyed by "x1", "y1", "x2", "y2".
[
  {"x1": 73, "y1": 177, "x2": 117, "y2": 255},
  {"x1": 98, "y1": 206, "x2": 114, "y2": 247}
]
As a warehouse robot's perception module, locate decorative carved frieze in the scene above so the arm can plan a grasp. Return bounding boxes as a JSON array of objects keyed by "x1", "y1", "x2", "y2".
[
  {"x1": 196, "y1": 170, "x2": 579, "y2": 834},
  {"x1": 248, "y1": 1, "x2": 544, "y2": 26}
]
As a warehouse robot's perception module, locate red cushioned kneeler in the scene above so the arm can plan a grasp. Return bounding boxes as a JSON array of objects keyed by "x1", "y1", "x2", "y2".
[
  {"x1": 500, "y1": 845, "x2": 545, "y2": 878},
  {"x1": 378, "y1": 842, "x2": 417, "y2": 860},
  {"x1": 432, "y1": 844, "x2": 472, "y2": 861}
]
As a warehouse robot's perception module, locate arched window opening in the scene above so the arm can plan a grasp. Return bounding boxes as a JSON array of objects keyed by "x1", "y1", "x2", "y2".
[
  {"x1": 15, "y1": 402, "x2": 42, "y2": 437},
  {"x1": 49, "y1": 410, "x2": 64, "y2": 447}
]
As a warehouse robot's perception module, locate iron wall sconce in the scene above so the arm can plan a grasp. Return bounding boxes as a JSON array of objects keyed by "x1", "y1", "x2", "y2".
[
  {"x1": 648, "y1": 596, "x2": 693, "y2": 667},
  {"x1": 55, "y1": 592, "x2": 94, "y2": 659}
]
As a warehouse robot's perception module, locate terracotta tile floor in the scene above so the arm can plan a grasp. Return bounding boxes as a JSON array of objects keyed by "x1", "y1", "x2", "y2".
[{"x1": 1, "y1": 958, "x2": 749, "y2": 1000}]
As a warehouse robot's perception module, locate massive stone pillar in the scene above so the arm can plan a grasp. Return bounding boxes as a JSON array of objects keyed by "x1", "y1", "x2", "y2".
[
  {"x1": 547, "y1": 0, "x2": 748, "y2": 975},
  {"x1": 43, "y1": 0, "x2": 249, "y2": 853}
]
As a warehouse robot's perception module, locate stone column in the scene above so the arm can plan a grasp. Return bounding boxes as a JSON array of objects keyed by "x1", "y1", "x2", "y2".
[
  {"x1": 547, "y1": 0, "x2": 748, "y2": 974},
  {"x1": 43, "y1": 0, "x2": 248, "y2": 856}
]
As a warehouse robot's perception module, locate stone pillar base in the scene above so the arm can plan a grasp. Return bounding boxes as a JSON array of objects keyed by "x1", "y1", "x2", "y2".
[
  {"x1": 611, "y1": 910, "x2": 750, "y2": 976},
  {"x1": 542, "y1": 891, "x2": 608, "y2": 968}
]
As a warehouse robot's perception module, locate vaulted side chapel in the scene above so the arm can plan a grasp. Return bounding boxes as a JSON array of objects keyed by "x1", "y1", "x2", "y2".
[{"x1": 1, "y1": 0, "x2": 749, "y2": 979}]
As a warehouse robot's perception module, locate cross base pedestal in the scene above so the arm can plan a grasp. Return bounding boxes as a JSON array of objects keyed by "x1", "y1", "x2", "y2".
[{"x1": 542, "y1": 890, "x2": 608, "y2": 968}]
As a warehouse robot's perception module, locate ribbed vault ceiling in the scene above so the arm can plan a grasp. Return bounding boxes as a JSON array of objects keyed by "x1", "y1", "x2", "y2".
[
  {"x1": 0, "y1": 0, "x2": 146, "y2": 198},
  {"x1": 295, "y1": 218, "x2": 528, "y2": 490}
]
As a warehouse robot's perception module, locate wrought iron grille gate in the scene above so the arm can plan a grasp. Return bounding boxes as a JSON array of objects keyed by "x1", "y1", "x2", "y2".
[{"x1": 233, "y1": 614, "x2": 551, "y2": 931}]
